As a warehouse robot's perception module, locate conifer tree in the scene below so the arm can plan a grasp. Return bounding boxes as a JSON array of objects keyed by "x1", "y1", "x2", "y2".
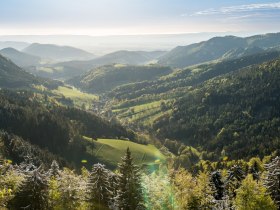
[
  {"x1": 210, "y1": 171, "x2": 224, "y2": 200},
  {"x1": 48, "y1": 160, "x2": 60, "y2": 177},
  {"x1": 108, "y1": 171, "x2": 119, "y2": 209},
  {"x1": 116, "y1": 147, "x2": 144, "y2": 210},
  {"x1": 87, "y1": 163, "x2": 111, "y2": 210},
  {"x1": 264, "y1": 156, "x2": 280, "y2": 208},
  {"x1": 225, "y1": 165, "x2": 245, "y2": 199},
  {"x1": 8, "y1": 168, "x2": 49, "y2": 210}
]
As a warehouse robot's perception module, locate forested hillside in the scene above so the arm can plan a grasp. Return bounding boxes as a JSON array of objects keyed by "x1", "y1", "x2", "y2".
[
  {"x1": 68, "y1": 64, "x2": 172, "y2": 93},
  {"x1": 0, "y1": 89, "x2": 136, "y2": 168},
  {"x1": 153, "y1": 58, "x2": 280, "y2": 160},
  {"x1": 158, "y1": 33, "x2": 280, "y2": 68},
  {"x1": 0, "y1": 54, "x2": 61, "y2": 89},
  {"x1": 0, "y1": 47, "x2": 40, "y2": 67}
]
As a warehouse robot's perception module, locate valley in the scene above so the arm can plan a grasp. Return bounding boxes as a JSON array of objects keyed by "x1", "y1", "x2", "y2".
[{"x1": 1, "y1": 31, "x2": 280, "y2": 209}]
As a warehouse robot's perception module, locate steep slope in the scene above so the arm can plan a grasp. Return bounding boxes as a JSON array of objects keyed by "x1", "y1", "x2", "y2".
[
  {"x1": 68, "y1": 64, "x2": 172, "y2": 93},
  {"x1": 246, "y1": 32, "x2": 280, "y2": 48},
  {"x1": 158, "y1": 36, "x2": 247, "y2": 68},
  {"x1": 23, "y1": 43, "x2": 95, "y2": 61},
  {"x1": 0, "y1": 47, "x2": 41, "y2": 67},
  {"x1": 153, "y1": 57, "x2": 280, "y2": 160},
  {"x1": 0, "y1": 54, "x2": 39, "y2": 88},
  {"x1": 0, "y1": 89, "x2": 137, "y2": 168},
  {"x1": 107, "y1": 52, "x2": 280, "y2": 145},
  {"x1": 0, "y1": 54, "x2": 61, "y2": 89},
  {"x1": 110, "y1": 51, "x2": 280, "y2": 100},
  {"x1": 158, "y1": 32, "x2": 280, "y2": 68}
]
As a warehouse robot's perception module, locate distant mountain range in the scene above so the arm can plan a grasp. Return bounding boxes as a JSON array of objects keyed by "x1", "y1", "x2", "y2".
[
  {"x1": 0, "y1": 47, "x2": 41, "y2": 67},
  {"x1": 158, "y1": 33, "x2": 280, "y2": 68},
  {"x1": 22, "y1": 43, "x2": 95, "y2": 61},
  {"x1": 38, "y1": 50, "x2": 166, "y2": 80}
]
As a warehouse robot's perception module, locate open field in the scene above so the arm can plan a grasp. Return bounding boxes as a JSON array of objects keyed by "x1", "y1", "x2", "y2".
[
  {"x1": 52, "y1": 85, "x2": 98, "y2": 109},
  {"x1": 83, "y1": 137, "x2": 166, "y2": 168}
]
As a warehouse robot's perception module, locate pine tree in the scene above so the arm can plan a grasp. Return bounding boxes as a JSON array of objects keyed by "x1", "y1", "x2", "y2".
[
  {"x1": 8, "y1": 168, "x2": 49, "y2": 210},
  {"x1": 87, "y1": 163, "x2": 111, "y2": 210},
  {"x1": 116, "y1": 147, "x2": 144, "y2": 210},
  {"x1": 264, "y1": 156, "x2": 280, "y2": 208}
]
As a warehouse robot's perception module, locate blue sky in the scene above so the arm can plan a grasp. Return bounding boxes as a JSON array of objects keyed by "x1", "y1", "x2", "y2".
[{"x1": 0, "y1": 0, "x2": 280, "y2": 35}]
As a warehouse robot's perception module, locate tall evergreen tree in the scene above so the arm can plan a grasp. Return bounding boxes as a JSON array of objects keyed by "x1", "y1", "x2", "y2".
[
  {"x1": 264, "y1": 156, "x2": 280, "y2": 208},
  {"x1": 87, "y1": 163, "x2": 111, "y2": 210},
  {"x1": 48, "y1": 160, "x2": 60, "y2": 177},
  {"x1": 8, "y1": 168, "x2": 49, "y2": 210},
  {"x1": 210, "y1": 171, "x2": 224, "y2": 200},
  {"x1": 225, "y1": 165, "x2": 245, "y2": 199},
  {"x1": 116, "y1": 147, "x2": 144, "y2": 210},
  {"x1": 249, "y1": 161, "x2": 261, "y2": 181}
]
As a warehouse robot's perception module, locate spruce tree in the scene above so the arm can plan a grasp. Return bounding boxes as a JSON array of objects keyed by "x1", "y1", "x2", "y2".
[
  {"x1": 8, "y1": 168, "x2": 49, "y2": 210},
  {"x1": 249, "y1": 161, "x2": 260, "y2": 181},
  {"x1": 264, "y1": 156, "x2": 280, "y2": 208},
  {"x1": 48, "y1": 160, "x2": 60, "y2": 177},
  {"x1": 87, "y1": 163, "x2": 111, "y2": 210},
  {"x1": 225, "y1": 165, "x2": 245, "y2": 199},
  {"x1": 116, "y1": 147, "x2": 144, "y2": 210},
  {"x1": 210, "y1": 171, "x2": 224, "y2": 200}
]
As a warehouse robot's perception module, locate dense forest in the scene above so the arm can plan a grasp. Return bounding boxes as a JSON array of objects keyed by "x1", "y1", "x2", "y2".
[{"x1": 1, "y1": 32, "x2": 280, "y2": 209}]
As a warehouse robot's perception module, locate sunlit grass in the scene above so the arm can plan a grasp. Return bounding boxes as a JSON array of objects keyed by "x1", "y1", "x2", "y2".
[
  {"x1": 83, "y1": 137, "x2": 166, "y2": 167},
  {"x1": 52, "y1": 85, "x2": 98, "y2": 109}
]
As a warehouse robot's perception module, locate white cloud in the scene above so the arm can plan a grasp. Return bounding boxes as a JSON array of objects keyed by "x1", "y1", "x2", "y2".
[{"x1": 188, "y1": 2, "x2": 280, "y2": 16}]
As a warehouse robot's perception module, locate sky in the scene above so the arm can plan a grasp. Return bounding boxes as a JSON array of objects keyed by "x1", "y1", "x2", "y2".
[{"x1": 0, "y1": 0, "x2": 280, "y2": 36}]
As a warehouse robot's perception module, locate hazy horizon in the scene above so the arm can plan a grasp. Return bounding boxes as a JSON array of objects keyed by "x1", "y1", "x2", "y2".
[
  {"x1": 0, "y1": 31, "x2": 275, "y2": 55},
  {"x1": 1, "y1": 0, "x2": 280, "y2": 36}
]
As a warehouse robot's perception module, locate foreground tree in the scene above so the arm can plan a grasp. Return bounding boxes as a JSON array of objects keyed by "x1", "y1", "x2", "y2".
[
  {"x1": 210, "y1": 170, "x2": 224, "y2": 200},
  {"x1": 87, "y1": 163, "x2": 111, "y2": 210},
  {"x1": 116, "y1": 148, "x2": 144, "y2": 210},
  {"x1": 225, "y1": 165, "x2": 245, "y2": 199},
  {"x1": 58, "y1": 168, "x2": 86, "y2": 209},
  {"x1": 48, "y1": 160, "x2": 60, "y2": 177},
  {"x1": 264, "y1": 156, "x2": 280, "y2": 208},
  {"x1": 235, "y1": 174, "x2": 276, "y2": 210},
  {"x1": 8, "y1": 168, "x2": 49, "y2": 210}
]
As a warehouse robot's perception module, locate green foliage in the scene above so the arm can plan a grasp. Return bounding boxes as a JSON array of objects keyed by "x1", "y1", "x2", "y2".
[
  {"x1": 87, "y1": 163, "x2": 111, "y2": 209},
  {"x1": 158, "y1": 33, "x2": 280, "y2": 68},
  {"x1": 68, "y1": 64, "x2": 172, "y2": 94},
  {"x1": 142, "y1": 171, "x2": 176, "y2": 210},
  {"x1": 8, "y1": 168, "x2": 49, "y2": 210},
  {"x1": 154, "y1": 57, "x2": 280, "y2": 160},
  {"x1": 0, "y1": 89, "x2": 135, "y2": 169},
  {"x1": 116, "y1": 148, "x2": 144, "y2": 210},
  {"x1": 235, "y1": 174, "x2": 276, "y2": 210},
  {"x1": 264, "y1": 156, "x2": 280, "y2": 207}
]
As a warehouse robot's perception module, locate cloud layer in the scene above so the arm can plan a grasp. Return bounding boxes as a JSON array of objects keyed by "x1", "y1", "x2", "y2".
[{"x1": 190, "y1": 2, "x2": 280, "y2": 16}]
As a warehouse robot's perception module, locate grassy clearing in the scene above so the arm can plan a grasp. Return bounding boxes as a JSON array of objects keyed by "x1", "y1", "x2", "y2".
[
  {"x1": 52, "y1": 85, "x2": 98, "y2": 109},
  {"x1": 83, "y1": 137, "x2": 166, "y2": 167},
  {"x1": 112, "y1": 100, "x2": 171, "y2": 126}
]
